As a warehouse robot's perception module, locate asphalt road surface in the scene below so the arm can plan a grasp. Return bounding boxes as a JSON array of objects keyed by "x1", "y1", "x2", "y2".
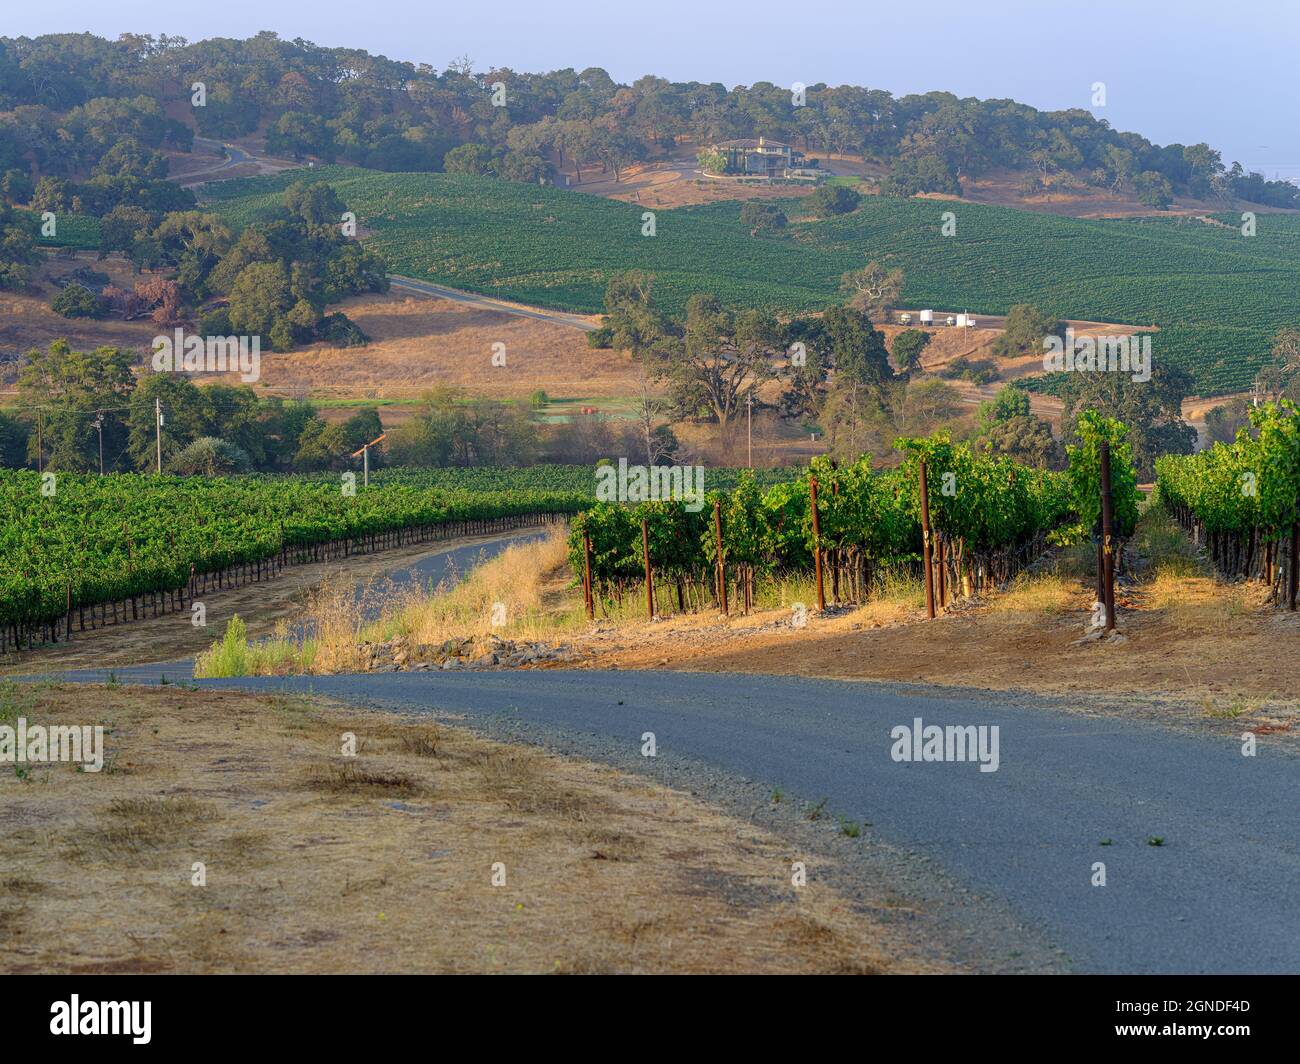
[
  {"x1": 389, "y1": 275, "x2": 597, "y2": 331},
  {"x1": 52, "y1": 666, "x2": 1299, "y2": 974}
]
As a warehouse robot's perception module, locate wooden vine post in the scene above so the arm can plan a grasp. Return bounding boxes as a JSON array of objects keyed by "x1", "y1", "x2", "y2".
[
  {"x1": 919, "y1": 460, "x2": 936, "y2": 619},
  {"x1": 809, "y1": 476, "x2": 825, "y2": 611},
  {"x1": 582, "y1": 529, "x2": 595, "y2": 619},
  {"x1": 713, "y1": 499, "x2": 728, "y2": 616},
  {"x1": 936, "y1": 533, "x2": 947, "y2": 609},
  {"x1": 641, "y1": 518, "x2": 655, "y2": 620},
  {"x1": 1289, "y1": 516, "x2": 1299, "y2": 612},
  {"x1": 1099, "y1": 439, "x2": 1118, "y2": 630}
]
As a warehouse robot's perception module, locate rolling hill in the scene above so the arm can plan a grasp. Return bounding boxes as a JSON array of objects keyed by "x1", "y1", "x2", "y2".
[{"x1": 199, "y1": 166, "x2": 1300, "y2": 396}]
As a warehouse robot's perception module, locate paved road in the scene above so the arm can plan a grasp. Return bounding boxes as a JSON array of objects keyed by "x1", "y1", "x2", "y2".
[
  {"x1": 53, "y1": 666, "x2": 1299, "y2": 974},
  {"x1": 389, "y1": 275, "x2": 597, "y2": 331},
  {"x1": 177, "y1": 139, "x2": 259, "y2": 186}
]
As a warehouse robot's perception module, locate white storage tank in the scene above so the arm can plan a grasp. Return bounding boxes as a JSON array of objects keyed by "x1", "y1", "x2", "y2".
[
  {"x1": 956, "y1": 313, "x2": 978, "y2": 328},
  {"x1": 919, "y1": 309, "x2": 934, "y2": 325}
]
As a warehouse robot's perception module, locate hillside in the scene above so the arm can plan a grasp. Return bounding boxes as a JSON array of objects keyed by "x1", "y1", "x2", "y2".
[{"x1": 203, "y1": 166, "x2": 1300, "y2": 396}]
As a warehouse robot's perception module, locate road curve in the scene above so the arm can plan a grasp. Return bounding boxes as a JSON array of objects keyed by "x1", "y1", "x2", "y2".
[
  {"x1": 389, "y1": 275, "x2": 598, "y2": 331},
  {"x1": 51, "y1": 667, "x2": 1299, "y2": 974}
]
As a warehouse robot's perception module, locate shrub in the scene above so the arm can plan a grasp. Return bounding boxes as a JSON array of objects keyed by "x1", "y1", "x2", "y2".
[
  {"x1": 170, "y1": 437, "x2": 252, "y2": 476},
  {"x1": 51, "y1": 283, "x2": 106, "y2": 319},
  {"x1": 740, "y1": 202, "x2": 787, "y2": 233},
  {"x1": 810, "y1": 185, "x2": 861, "y2": 217},
  {"x1": 320, "y1": 312, "x2": 367, "y2": 347}
]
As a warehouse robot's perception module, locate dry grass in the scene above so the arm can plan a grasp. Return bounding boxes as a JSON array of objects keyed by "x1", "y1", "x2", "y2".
[
  {"x1": 379, "y1": 528, "x2": 579, "y2": 644},
  {"x1": 200, "y1": 529, "x2": 585, "y2": 676},
  {"x1": 229, "y1": 290, "x2": 621, "y2": 401},
  {"x1": 0, "y1": 684, "x2": 940, "y2": 974},
  {"x1": 986, "y1": 572, "x2": 1075, "y2": 616},
  {"x1": 1132, "y1": 505, "x2": 1256, "y2": 629}
]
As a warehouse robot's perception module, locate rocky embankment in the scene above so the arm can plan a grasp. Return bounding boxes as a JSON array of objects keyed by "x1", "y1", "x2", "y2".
[{"x1": 359, "y1": 634, "x2": 583, "y2": 672}]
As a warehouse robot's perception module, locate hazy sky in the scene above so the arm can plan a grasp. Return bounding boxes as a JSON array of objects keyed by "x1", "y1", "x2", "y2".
[{"x1": 9, "y1": 0, "x2": 1299, "y2": 177}]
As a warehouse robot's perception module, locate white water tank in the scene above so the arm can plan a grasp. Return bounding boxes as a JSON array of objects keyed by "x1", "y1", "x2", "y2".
[{"x1": 919, "y1": 309, "x2": 934, "y2": 325}]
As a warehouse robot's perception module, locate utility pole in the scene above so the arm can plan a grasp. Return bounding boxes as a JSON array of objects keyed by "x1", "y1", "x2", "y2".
[
  {"x1": 155, "y1": 397, "x2": 163, "y2": 474},
  {"x1": 92, "y1": 414, "x2": 104, "y2": 475},
  {"x1": 36, "y1": 409, "x2": 42, "y2": 474},
  {"x1": 350, "y1": 433, "x2": 387, "y2": 489}
]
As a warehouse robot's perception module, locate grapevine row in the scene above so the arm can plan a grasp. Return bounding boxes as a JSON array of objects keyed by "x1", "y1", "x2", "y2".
[
  {"x1": 0, "y1": 470, "x2": 587, "y2": 652},
  {"x1": 568, "y1": 420, "x2": 1139, "y2": 617},
  {"x1": 1155, "y1": 400, "x2": 1300, "y2": 604}
]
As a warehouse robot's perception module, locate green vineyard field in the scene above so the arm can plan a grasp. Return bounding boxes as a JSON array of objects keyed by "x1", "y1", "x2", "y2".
[
  {"x1": 0, "y1": 469, "x2": 587, "y2": 640},
  {"x1": 205, "y1": 167, "x2": 1300, "y2": 396},
  {"x1": 0, "y1": 465, "x2": 796, "y2": 642}
]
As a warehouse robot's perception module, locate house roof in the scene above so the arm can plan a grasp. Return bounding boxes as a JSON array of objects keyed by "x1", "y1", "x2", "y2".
[{"x1": 715, "y1": 138, "x2": 792, "y2": 150}]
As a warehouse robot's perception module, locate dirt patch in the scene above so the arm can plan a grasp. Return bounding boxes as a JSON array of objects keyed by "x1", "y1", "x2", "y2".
[
  {"x1": 234, "y1": 289, "x2": 632, "y2": 402},
  {"x1": 569, "y1": 570, "x2": 1300, "y2": 741},
  {"x1": 0, "y1": 683, "x2": 945, "y2": 974},
  {"x1": 958, "y1": 167, "x2": 1295, "y2": 219},
  {"x1": 0, "y1": 254, "x2": 163, "y2": 376}
]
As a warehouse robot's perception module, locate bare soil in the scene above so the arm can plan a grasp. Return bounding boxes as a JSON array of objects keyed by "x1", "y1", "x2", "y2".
[
  {"x1": 567, "y1": 572, "x2": 1300, "y2": 742},
  {"x1": 0, "y1": 683, "x2": 942, "y2": 974},
  {"x1": 241, "y1": 289, "x2": 626, "y2": 401}
]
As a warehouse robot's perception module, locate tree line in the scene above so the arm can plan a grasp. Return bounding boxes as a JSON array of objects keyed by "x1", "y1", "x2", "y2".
[
  {"x1": 1, "y1": 32, "x2": 1295, "y2": 210},
  {"x1": 3, "y1": 179, "x2": 387, "y2": 356}
]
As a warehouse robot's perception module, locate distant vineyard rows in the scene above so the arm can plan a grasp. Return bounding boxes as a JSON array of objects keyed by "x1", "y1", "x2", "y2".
[{"x1": 206, "y1": 167, "x2": 1300, "y2": 396}]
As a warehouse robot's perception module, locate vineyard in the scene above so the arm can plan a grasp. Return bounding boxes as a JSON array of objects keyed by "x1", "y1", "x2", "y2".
[
  {"x1": 567, "y1": 416, "x2": 1139, "y2": 619},
  {"x1": 0, "y1": 464, "x2": 802, "y2": 654},
  {"x1": 204, "y1": 167, "x2": 1300, "y2": 395},
  {"x1": 0, "y1": 469, "x2": 587, "y2": 653},
  {"x1": 372, "y1": 465, "x2": 797, "y2": 494},
  {"x1": 22, "y1": 208, "x2": 102, "y2": 249},
  {"x1": 1156, "y1": 400, "x2": 1300, "y2": 605}
]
